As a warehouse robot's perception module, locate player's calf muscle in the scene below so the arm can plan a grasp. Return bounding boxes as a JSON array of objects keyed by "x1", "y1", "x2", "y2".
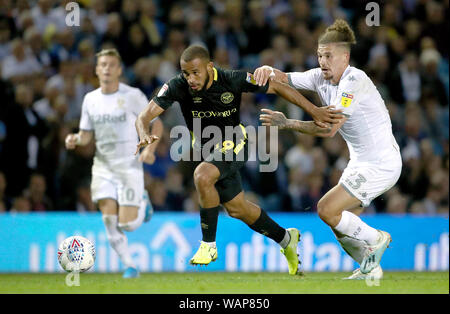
[
  {"x1": 118, "y1": 206, "x2": 139, "y2": 224},
  {"x1": 98, "y1": 199, "x2": 118, "y2": 215}
]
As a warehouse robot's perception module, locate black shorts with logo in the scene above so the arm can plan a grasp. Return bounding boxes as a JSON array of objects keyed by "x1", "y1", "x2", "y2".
[{"x1": 193, "y1": 137, "x2": 249, "y2": 204}]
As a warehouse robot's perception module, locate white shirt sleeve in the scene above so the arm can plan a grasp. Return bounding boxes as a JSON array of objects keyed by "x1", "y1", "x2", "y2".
[
  {"x1": 332, "y1": 73, "x2": 367, "y2": 117},
  {"x1": 79, "y1": 95, "x2": 93, "y2": 131},
  {"x1": 132, "y1": 88, "x2": 159, "y2": 123},
  {"x1": 131, "y1": 89, "x2": 149, "y2": 115},
  {"x1": 287, "y1": 68, "x2": 321, "y2": 92}
]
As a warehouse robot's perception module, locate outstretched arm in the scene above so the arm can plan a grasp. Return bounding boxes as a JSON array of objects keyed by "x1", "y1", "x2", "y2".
[
  {"x1": 138, "y1": 117, "x2": 164, "y2": 164},
  {"x1": 259, "y1": 109, "x2": 347, "y2": 137},
  {"x1": 135, "y1": 99, "x2": 165, "y2": 155},
  {"x1": 265, "y1": 79, "x2": 343, "y2": 127},
  {"x1": 254, "y1": 65, "x2": 289, "y2": 86}
]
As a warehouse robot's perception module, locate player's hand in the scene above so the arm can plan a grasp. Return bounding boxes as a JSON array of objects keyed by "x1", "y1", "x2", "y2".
[
  {"x1": 139, "y1": 146, "x2": 156, "y2": 164},
  {"x1": 259, "y1": 108, "x2": 288, "y2": 129},
  {"x1": 311, "y1": 106, "x2": 344, "y2": 127},
  {"x1": 135, "y1": 134, "x2": 159, "y2": 155},
  {"x1": 254, "y1": 65, "x2": 275, "y2": 86},
  {"x1": 65, "y1": 133, "x2": 79, "y2": 150}
]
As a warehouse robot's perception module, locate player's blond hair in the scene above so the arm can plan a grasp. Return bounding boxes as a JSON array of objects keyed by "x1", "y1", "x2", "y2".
[
  {"x1": 95, "y1": 48, "x2": 122, "y2": 64},
  {"x1": 318, "y1": 19, "x2": 356, "y2": 50}
]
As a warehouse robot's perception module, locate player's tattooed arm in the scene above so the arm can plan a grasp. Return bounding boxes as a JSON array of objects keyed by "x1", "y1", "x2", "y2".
[
  {"x1": 260, "y1": 109, "x2": 344, "y2": 137},
  {"x1": 265, "y1": 80, "x2": 344, "y2": 127}
]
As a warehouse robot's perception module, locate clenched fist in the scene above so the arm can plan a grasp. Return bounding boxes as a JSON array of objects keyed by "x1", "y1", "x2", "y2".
[{"x1": 65, "y1": 133, "x2": 80, "y2": 150}]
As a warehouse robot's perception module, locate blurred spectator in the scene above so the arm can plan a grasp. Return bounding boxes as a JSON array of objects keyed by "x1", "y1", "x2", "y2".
[
  {"x1": 386, "y1": 189, "x2": 409, "y2": 214},
  {"x1": 139, "y1": 0, "x2": 164, "y2": 54},
  {"x1": 144, "y1": 131, "x2": 175, "y2": 180},
  {"x1": 132, "y1": 56, "x2": 163, "y2": 98},
  {"x1": 120, "y1": 0, "x2": 139, "y2": 31},
  {"x1": 148, "y1": 178, "x2": 170, "y2": 211},
  {"x1": 284, "y1": 133, "x2": 315, "y2": 175},
  {"x1": 419, "y1": 47, "x2": 448, "y2": 107},
  {"x1": 100, "y1": 12, "x2": 127, "y2": 53},
  {"x1": 389, "y1": 52, "x2": 422, "y2": 104},
  {"x1": 1, "y1": 38, "x2": 42, "y2": 83},
  {"x1": 23, "y1": 26, "x2": 51, "y2": 75},
  {"x1": 0, "y1": 84, "x2": 48, "y2": 197},
  {"x1": 10, "y1": 196, "x2": 31, "y2": 213},
  {"x1": 30, "y1": 0, "x2": 56, "y2": 34},
  {"x1": 0, "y1": 1, "x2": 447, "y2": 215},
  {"x1": 183, "y1": 186, "x2": 200, "y2": 212},
  {"x1": 0, "y1": 17, "x2": 15, "y2": 60},
  {"x1": 0, "y1": 171, "x2": 11, "y2": 212},
  {"x1": 88, "y1": 0, "x2": 109, "y2": 36},
  {"x1": 23, "y1": 172, "x2": 53, "y2": 211},
  {"x1": 122, "y1": 23, "x2": 151, "y2": 67},
  {"x1": 76, "y1": 181, "x2": 96, "y2": 213},
  {"x1": 243, "y1": 0, "x2": 271, "y2": 55},
  {"x1": 165, "y1": 166, "x2": 187, "y2": 211}
]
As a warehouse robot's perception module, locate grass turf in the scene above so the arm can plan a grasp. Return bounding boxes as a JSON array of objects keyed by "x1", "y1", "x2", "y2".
[{"x1": 0, "y1": 271, "x2": 448, "y2": 294}]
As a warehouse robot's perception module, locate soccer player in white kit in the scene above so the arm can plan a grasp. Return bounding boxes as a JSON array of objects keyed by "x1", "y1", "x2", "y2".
[
  {"x1": 256, "y1": 20, "x2": 402, "y2": 279},
  {"x1": 65, "y1": 49, "x2": 163, "y2": 278}
]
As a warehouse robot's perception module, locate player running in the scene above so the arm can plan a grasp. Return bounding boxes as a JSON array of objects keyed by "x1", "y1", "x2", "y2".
[
  {"x1": 135, "y1": 45, "x2": 342, "y2": 275},
  {"x1": 257, "y1": 19, "x2": 402, "y2": 280},
  {"x1": 65, "y1": 49, "x2": 163, "y2": 278}
]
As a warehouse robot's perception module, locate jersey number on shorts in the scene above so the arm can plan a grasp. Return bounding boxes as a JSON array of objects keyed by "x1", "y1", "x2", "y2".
[
  {"x1": 126, "y1": 188, "x2": 135, "y2": 201},
  {"x1": 346, "y1": 173, "x2": 367, "y2": 190}
]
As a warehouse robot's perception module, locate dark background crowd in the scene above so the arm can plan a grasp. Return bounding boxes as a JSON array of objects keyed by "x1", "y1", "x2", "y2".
[{"x1": 0, "y1": 0, "x2": 448, "y2": 216}]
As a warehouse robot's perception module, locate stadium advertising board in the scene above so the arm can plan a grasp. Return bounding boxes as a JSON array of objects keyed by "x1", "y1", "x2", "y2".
[{"x1": 0, "y1": 213, "x2": 447, "y2": 273}]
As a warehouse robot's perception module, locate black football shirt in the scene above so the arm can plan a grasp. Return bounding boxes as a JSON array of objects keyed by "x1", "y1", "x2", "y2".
[{"x1": 153, "y1": 67, "x2": 269, "y2": 150}]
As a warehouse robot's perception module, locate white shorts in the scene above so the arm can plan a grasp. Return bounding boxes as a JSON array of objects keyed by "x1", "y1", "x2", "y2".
[
  {"x1": 91, "y1": 167, "x2": 144, "y2": 208},
  {"x1": 339, "y1": 153, "x2": 402, "y2": 207}
]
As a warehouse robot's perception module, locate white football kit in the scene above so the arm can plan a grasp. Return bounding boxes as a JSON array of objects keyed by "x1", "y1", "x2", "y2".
[
  {"x1": 79, "y1": 83, "x2": 151, "y2": 207},
  {"x1": 288, "y1": 65, "x2": 402, "y2": 206}
]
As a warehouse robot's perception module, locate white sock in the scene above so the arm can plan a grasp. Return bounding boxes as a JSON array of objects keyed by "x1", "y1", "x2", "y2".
[
  {"x1": 334, "y1": 211, "x2": 379, "y2": 246},
  {"x1": 278, "y1": 230, "x2": 291, "y2": 249},
  {"x1": 202, "y1": 241, "x2": 216, "y2": 249},
  {"x1": 102, "y1": 215, "x2": 135, "y2": 268}
]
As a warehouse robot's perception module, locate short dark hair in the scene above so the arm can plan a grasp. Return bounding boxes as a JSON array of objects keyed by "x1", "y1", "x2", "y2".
[{"x1": 181, "y1": 45, "x2": 210, "y2": 62}]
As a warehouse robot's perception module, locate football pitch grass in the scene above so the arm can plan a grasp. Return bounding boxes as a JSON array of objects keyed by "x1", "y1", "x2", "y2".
[{"x1": 0, "y1": 271, "x2": 448, "y2": 294}]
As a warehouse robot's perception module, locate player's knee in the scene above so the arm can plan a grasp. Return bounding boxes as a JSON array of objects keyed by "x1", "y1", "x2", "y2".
[
  {"x1": 317, "y1": 199, "x2": 333, "y2": 224},
  {"x1": 117, "y1": 207, "x2": 141, "y2": 232},
  {"x1": 193, "y1": 170, "x2": 215, "y2": 191},
  {"x1": 118, "y1": 220, "x2": 139, "y2": 232}
]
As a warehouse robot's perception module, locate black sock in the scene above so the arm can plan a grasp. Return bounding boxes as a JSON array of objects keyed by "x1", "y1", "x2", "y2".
[
  {"x1": 248, "y1": 209, "x2": 286, "y2": 243},
  {"x1": 200, "y1": 205, "x2": 221, "y2": 242}
]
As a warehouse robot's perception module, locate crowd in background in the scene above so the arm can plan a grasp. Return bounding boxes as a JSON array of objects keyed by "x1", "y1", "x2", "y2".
[{"x1": 0, "y1": 0, "x2": 448, "y2": 215}]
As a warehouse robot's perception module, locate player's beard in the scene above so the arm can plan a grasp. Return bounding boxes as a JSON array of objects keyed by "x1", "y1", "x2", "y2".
[{"x1": 188, "y1": 72, "x2": 210, "y2": 95}]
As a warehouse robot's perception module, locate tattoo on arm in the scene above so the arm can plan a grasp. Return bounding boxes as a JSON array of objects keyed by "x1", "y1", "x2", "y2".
[{"x1": 285, "y1": 120, "x2": 332, "y2": 135}]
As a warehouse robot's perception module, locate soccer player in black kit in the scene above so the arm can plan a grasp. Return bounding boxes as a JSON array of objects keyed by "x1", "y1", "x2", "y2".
[{"x1": 135, "y1": 45, "x2": 342, "y2": 275}]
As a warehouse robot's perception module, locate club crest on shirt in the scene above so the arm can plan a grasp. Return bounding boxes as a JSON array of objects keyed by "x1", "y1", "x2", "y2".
[
  {"x1": 246, "y1": 72, "x2": 257, "y2": 85},
  {"x1": 221, "y1": 92, "x2": 234, "y2": 104},
  {"x1": 341, "y1": 92, "x2": 354, "y2": 107},
  {"x1": 117, "y1": 98, "x2": 125, "y2": 108}
]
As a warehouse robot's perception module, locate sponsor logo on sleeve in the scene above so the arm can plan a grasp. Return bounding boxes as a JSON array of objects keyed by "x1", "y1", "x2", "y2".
[
  {"x1": 157, "y1": 84, "x2": 169, "y2": 97},
  {"x1": 341, "y1": 92, "x2": 354, "y2": 107},
  {"x1": 246, "y1": 73, "x2": 257, "y2": 85}
]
